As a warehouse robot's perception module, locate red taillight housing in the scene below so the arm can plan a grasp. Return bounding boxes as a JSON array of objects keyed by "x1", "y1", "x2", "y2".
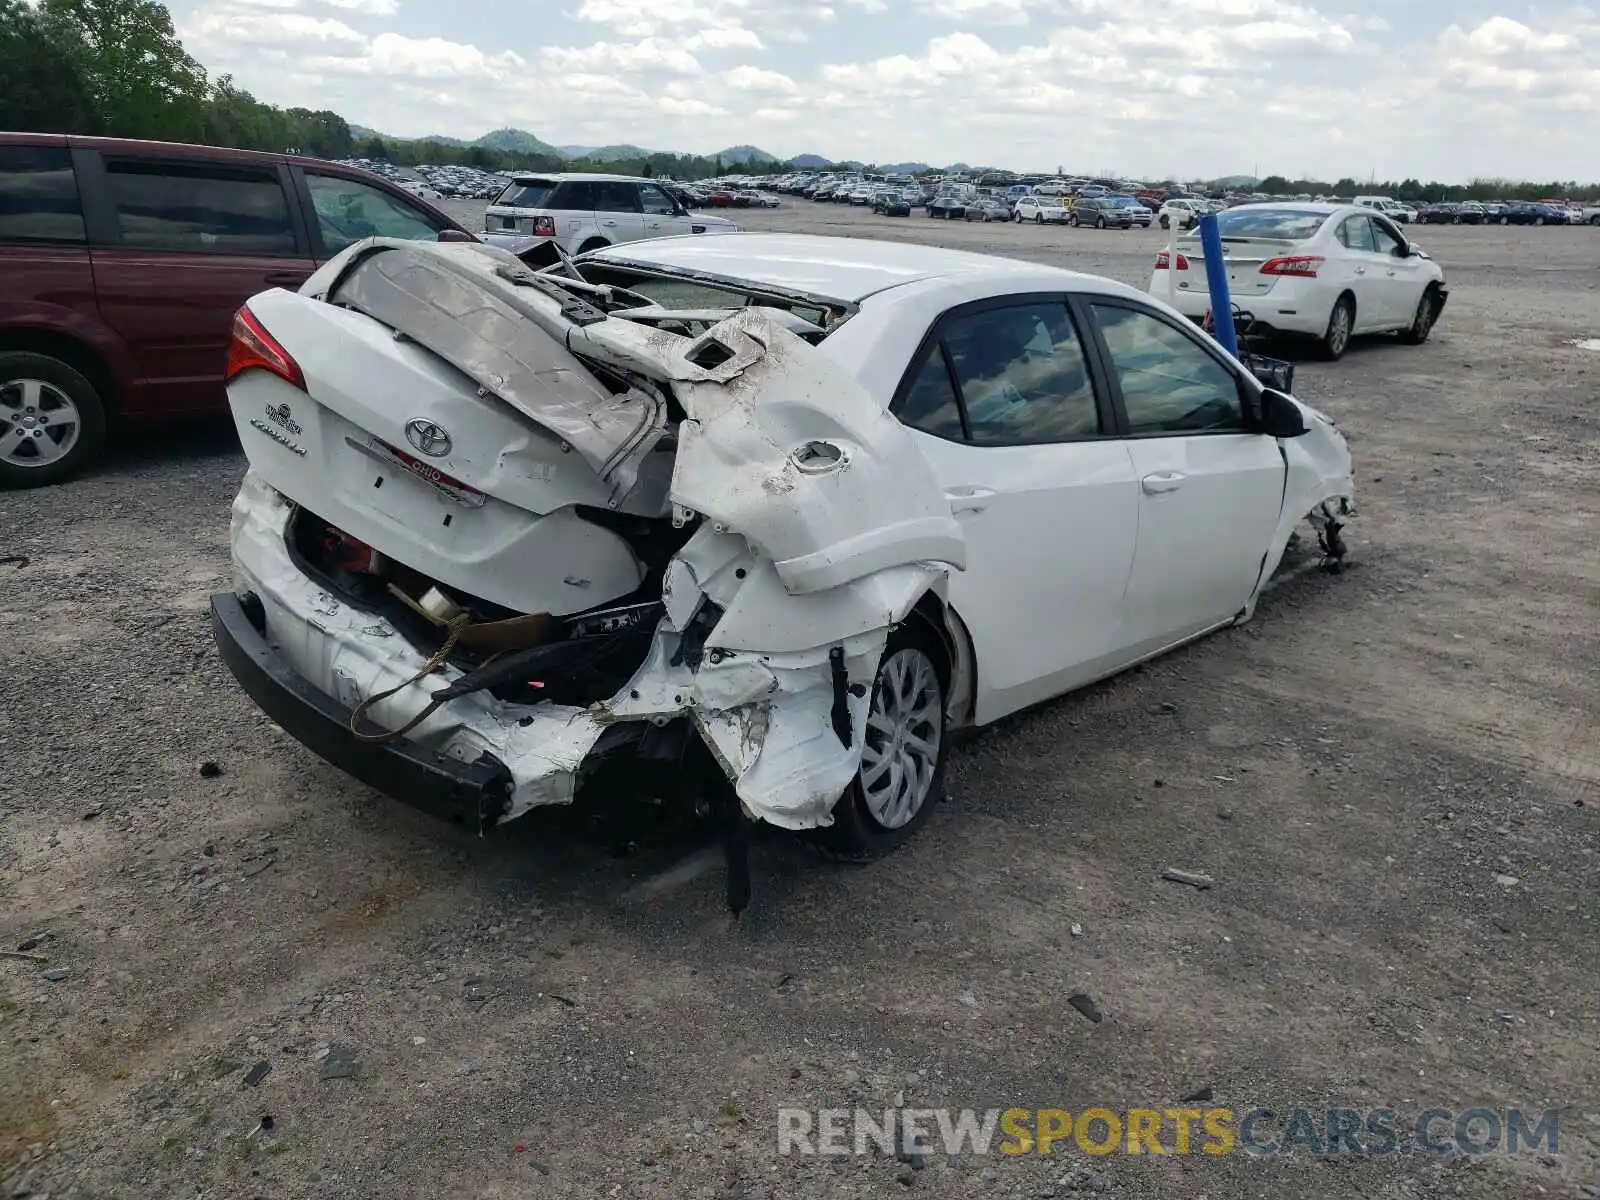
[
  {"x1": 532, "y1": 215, "x2": 556, "y2": 236},
  {"x1": 226, "y1": 306, "x2": 305, "y2": 391},
  {"x1": 1260, "y1": 255, "x2": 1324, "y2": 278},
  {"x1": 1154, "y1": 251, "x2": 1190, "y2": 270}
]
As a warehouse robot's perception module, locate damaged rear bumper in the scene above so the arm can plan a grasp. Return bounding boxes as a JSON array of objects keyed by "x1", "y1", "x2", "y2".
[{"x1": 211, "y1": 590, "x2": 517, "y2": 832}]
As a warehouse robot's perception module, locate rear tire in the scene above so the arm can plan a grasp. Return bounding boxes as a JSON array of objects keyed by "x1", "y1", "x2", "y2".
[
  {"x1": 1095, "y1": 216, "x2": 1106, "y2": 229},
  {"x1": 576, "y1": 237, "x2": 610, "y2": 254},
  {"x1": 0, "y1": 352, "x2": 108, "y2": 489},
  {"x1": 807, "y1": 624, "x2": 949, "y2": 862},
  {"x1": 1159, "y1": 215, "x2": 1170, "y2": 229},
  {"x1": 1320, "y1": 294, "x2": 1355, "y2": 361},
  {"x1": 1068, "y1": 215, "x2": 1079, "y2": 227}
]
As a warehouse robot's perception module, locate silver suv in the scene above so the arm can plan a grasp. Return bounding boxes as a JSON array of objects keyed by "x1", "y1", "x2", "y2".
[{"x1": 482, "y1": 172, "x2": 736, "y2": 259}]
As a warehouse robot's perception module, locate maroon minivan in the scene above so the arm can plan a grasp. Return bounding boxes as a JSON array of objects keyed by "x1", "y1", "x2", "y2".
[{"x1": 0, "y1": 133, "x2": 477, "y2": 488}]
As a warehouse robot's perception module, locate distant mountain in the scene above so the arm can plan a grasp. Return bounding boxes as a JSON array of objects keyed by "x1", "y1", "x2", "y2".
[
  {"x1": 474, "y1": 128, "x2": 558, "y2": 155},
  {"x1": 715, "y1": 144, "x2": 779, "y2": 166},
  {"x1": 879, "y1": 162, "x2": 932, "y2": 176},
  {"x1": 564, "y1": 143, "x2": 654, "y2": 160},
  {"x1": 789, "y1": 153, "x2": 831, "y2": 168}
]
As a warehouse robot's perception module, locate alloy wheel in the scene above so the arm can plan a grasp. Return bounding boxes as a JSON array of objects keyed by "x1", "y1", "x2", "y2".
[
  {"x1": 858, "y1": 648, "x2": 944, "y2": 831},
  {"x1": 0, "y1": 379, "x2": 81, "y2": 470}
]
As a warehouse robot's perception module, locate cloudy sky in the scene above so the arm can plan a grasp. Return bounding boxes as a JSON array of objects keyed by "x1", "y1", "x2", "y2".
[{"x1": 168, "y1": 0, "x2": 1600, "y2": 181}]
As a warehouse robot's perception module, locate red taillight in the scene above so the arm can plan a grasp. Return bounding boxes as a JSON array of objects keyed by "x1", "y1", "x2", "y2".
[
  {"x1": 1260, "y1": 255, "x2": 1324, "y2": 278},
  {"x1": 1154, "y1": 251, "x2": 1190, "y2": 270},
  {"x1": 532, "y1": 215, "x2": 556, "y2": 236},
  {"x1": 226, "y1": 306, "x2": 304, "y2": 391}
]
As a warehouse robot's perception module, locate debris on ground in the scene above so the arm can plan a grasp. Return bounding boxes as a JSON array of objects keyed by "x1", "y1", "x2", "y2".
[
  {"x1": 242, "y1": 1061, "x2": 271, "y2": 1087},
  {"x1": 199, "y1": 761, "x2": 223, "y2": 778},
  {"x1": 1160, "y1": 868, "x2": 1215, "y2": 890},
  {"x1": 1179, "y1": 1084, "x2": 1214, "y2": 1103},
  {"x1": 41, "y1": 968, "x2": 69, "y2": 982},
  {"x1": 1067, "y1": 993, "x2": 1102, "y2": 1023},
  {"x1": 319, "y1": 1045, "x2": 361, "y2": 1080}
]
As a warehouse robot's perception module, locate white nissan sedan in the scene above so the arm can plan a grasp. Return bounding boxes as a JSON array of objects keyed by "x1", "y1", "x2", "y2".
[
  {"x1": 212, "y1": 233, "x2": 1353, "y2": 871},
  {"x1": 1149, "y1": 203, "x2": 1448, "y2": 359}
]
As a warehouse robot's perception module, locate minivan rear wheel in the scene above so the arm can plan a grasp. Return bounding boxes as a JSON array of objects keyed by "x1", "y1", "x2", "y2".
[{"x1": 0, "y1": 352, "x2": 107, "y2": 489}]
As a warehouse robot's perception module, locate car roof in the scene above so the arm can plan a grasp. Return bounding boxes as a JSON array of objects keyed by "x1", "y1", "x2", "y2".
[
  {"x1": 587, "y1": 232, "x2": 1112, "y2": 304},
  {"x1": 508, "y1": 172, "x2": 654, "y2": 184}
]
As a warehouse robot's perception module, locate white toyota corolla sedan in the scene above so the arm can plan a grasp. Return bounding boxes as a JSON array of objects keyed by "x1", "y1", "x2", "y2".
[
  {"x1": 1149, "y1": 202, "x2": 1449, "y2": 359},
  {"x1": 212, "y1": 233, "x2": 1353, "y2": 873}
]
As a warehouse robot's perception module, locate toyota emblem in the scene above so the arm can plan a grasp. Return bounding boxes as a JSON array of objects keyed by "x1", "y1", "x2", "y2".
[{"x1": 404, "y1": 418, "x2": 451, "y2": 457}]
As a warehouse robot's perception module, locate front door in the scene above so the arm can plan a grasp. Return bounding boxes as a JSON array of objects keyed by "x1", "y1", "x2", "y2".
[
  {"x1": 297, "y1": 168, "x2": 447, "y2": 260},
  {"x1": 638, "y1": 182, "x2": 692, "y2": 240},
  {"x1": 84, "y1": 153, "x2": 313, "y2": 418},
  {"x1": 1333, "y1": 214, "x2": 1397, "y2": 329},
  {"x1": 892, "y1": 298, "x2": 1141, "y2": 724},
  {"x1": 1368, "y1": 213, "x2": 1427, "y2": 328},
  {"x1": 1086, "y1": 299, "x2": 1285, "y2": 654}
]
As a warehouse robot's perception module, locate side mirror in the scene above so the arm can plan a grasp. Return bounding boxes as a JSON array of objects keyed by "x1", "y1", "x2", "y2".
[
  {"x1": 437, "y1": 228, "x2": 476, "y2": 243},
  {"x1": 1259, "y1": 388, "x2": 1308, "y2": 438}
]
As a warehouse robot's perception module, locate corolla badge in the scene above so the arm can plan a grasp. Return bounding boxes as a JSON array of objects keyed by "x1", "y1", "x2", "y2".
[{"x1": 404, "y1": 418, "x2": 451, "y2": 457}]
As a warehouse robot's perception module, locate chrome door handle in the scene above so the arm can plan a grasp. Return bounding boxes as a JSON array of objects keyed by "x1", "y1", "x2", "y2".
[
  {"x1": 1354, "y1": 267, "x2": 1366, "y2": 275},
  {"x1": 601, "y1": 220, "x2": 617, "y2": 227},
  {"x1": 1141, "y1": 471, "x2": 1185, "y2": 495}
]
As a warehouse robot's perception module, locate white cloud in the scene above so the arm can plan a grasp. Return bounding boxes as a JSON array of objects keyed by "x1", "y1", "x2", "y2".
[
  {"x1": 722, "y1": 64, "x2": 798, "y2": 91},
  {"x1": 542, "y1": 37, "x2": 703, "y2": 75},
  {"x1": 175, "y1": 0, "x2": 1600, "y2": 182}
]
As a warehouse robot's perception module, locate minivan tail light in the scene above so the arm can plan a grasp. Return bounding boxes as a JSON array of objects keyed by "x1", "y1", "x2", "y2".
[
  {"x1": 1259, "y1": 255, "x2": 1324, "y2": 278},
  {"x1": 1154, "y1": 251, "x2": 1190, "y2": 270},
  {"x1": 226, "y1": 306, "x2": 304, "y2": 391}
]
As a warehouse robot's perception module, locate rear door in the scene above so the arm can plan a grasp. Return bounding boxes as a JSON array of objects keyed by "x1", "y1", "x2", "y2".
[
  {"x1": 594, "y1": 181, "x2": 646, "y2": 245},
  {"x1": 892, "y1": 296, "x2": 1142, "y2": 723},
  {"x1": 79, "y1": 150, "x2": 312, "y2": 417},
  {"x1": 1085, "y1": 298, "x2": 1283, "y2": 655}
]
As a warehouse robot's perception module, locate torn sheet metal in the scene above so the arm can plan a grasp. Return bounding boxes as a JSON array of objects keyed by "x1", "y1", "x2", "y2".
[{"x1": 1248, "y1": 398, "x2": 1357, "y2": 609}]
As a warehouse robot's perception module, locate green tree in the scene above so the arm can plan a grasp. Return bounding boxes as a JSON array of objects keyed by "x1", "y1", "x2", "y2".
[
  {"x1": 360, "y1": 135, "x2": 389, "y2": 160},
  {"x1": 38, "y1": 0, "x2": 208, "y2": 141},
  {"x1": 1257, "y1": 174, "x2": 1291, "y2": 194},
  {"x1": 0, "y1": 0, "x2": 99, "y2": 133}
]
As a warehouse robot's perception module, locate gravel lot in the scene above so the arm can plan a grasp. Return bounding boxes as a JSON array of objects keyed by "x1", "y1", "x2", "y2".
[{"x1": 3, "y1": 202, "x2": 1598, "y2": 1200}]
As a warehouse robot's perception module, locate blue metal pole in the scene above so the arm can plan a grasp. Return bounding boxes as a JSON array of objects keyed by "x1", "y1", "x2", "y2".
[{"x1": 1196, "y1": 211, "x2": 1238, "y2": 358}]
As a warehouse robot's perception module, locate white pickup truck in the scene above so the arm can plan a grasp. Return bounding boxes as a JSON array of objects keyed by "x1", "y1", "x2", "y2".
[{"x1": 1355, "y1": 195, "x2": 1418, "y2": 224}]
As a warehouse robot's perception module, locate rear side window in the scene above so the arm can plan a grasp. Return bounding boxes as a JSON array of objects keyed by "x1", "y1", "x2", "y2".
[
  {"x1": 547, "y1": 182, "x2": 597, "y2": 210},
  {"x1": 0, "y1": 146, "x2": 85, "y2": 244},
  {"x1": 102, "y1": 159, "x2": 296, "y2": 255},
  {"x1": 495, "y1": 180, "x2": 555, "y2": 208}
]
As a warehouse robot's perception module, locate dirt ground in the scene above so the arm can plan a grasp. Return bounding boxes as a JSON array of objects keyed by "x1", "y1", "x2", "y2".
[{"x1": 2, "y1": 202, "x2": 1597, "y2": 1200}]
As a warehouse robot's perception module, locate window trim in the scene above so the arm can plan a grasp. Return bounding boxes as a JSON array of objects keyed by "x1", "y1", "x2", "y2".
[
  {"x1": 85, "y1": 152, "x2": 307, "y2": 258},
  {"x1": 294, "y1": 165, "x2": 446, "y2": 259},
  {"x1": 0, "y1": 144, "x2": 87, "y2": 247},
  {"x1": 888, "y1": 292, "x2": 1119, "y2": 448},
  {"x1": 1080, "y1": 295, "x2": 1263, "y2": 440}
]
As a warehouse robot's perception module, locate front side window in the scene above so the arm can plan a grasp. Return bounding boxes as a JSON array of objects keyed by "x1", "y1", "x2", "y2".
[
  {"x1": 1369, "y1": 218, "x2": 1403, "y2": 255},
  {"x1": 639, "y1": 184, "x2": 677, "y2": 215},
  {"x1": 1091, "y1": 303, "x2": 1248, "y2": 435},
  {"x1": 0, "y1": 146, "x2": 85, "y2": 244},
  {"x1": 940, "y1": 303, "x2": 1101, "y2": 444},
  {"x1": 304, "y1": 173, "x2": 442, "y2": 255},
  {"x1": 1338, "y1": 215, "x2": 1376, "y2": 252},
  {"x1": 103, "y1": 158, "x2": 296, "y2": 255}
]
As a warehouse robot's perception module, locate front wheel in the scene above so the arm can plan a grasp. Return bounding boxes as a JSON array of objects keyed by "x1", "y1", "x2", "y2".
[
  {"x1": 808, "y1": 629, "x2": 949, "y2": 861},
  {"x1": 1034, "y1": 213, "x2": 1043, "y2": 225},
  {"x1": 0, "y1": 352, "x2": 108, "y2": 489},
  {"x1": 1400, "y1": 286, "x2": 1440, "y2": 345},
  {"x1": 1534, "y1": 216, "x2": 1545, "y2": 226},
  {"x1": 1321, "y1": 294, "x2": 1355, "y2": 361},
  {"x1": 1095, "y1": 216, "x2": 1106, "y2": 229},
  {"x1": 1159, "y1": 215, "x2": 1170, "y2": 229},
  {"x1": 1068, "y1": 215, "x2": 1078, "y2": 227}
]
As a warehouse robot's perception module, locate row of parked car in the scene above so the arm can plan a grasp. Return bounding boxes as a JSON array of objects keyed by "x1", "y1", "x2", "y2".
[{"x1": 1416, "y1": 200, "x2": 1599, "y2": 225}]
